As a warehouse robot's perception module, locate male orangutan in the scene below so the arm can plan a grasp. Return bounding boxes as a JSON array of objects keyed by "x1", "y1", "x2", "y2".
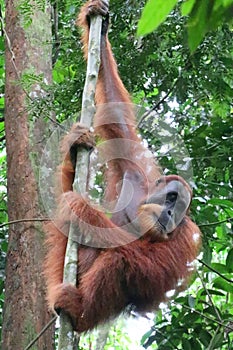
[{"x1": 44, "y1": 0, "x2": 201, "y2": 332}]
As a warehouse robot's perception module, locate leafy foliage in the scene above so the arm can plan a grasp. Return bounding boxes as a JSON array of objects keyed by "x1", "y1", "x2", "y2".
[
  {"x1": 16, "y1": 0, "x2": 47, "y2": 27},
  {"x1": 138, "y1": 0, "x2": 233, "y2": 52},
  {"x1": 137, "y1": 0, "x2": 178, "y2": 36}
]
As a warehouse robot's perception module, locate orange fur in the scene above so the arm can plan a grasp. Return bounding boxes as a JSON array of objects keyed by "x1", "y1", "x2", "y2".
[{"x1": 44, "y1": 0, "x2": 201, "y2": 332}]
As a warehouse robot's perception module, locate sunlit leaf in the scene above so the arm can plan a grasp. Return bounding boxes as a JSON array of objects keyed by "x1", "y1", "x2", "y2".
[
  {"x1": 208, "y1": 198, "x2": 233, "y2": 208},
  {"x1": 223, "y1": 0, "x2": 233, "y2": 6},
  {"x1": 181, "y1": 0, "x2": 195, "y2": 16},
  {"x1": 137, "y1": 0, "x2": 178, "y2": 36}
]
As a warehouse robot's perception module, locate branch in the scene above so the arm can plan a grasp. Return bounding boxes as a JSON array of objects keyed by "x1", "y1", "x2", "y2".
[
  {"x1": 95, "y1": 321, "x2": 114, "y2": 350},
  {"x1": 198, "y1": 259, "x2": 233, "y2": 283},
  {"x1": 0, "y1": 218, "x2": 50, "y2": 229},
  {"x1": 144, "y1": 328, "x2": 179, "y2": 350},
  {"x1": 57, "y1": 8, "x2": 106, "y2": 349},
  {"x1": 199, "y1": 217, "x2": 233, "y2": 228},
  {"x1": 177, "y1": 303, "x2": 233, "y2": 332},
  {"x1": 24, "y1": 316, "x2": 57, "y2": 350},
  {"x1": 196, "y1": 269, "x2": 222, "y2": 322},
  {"x1": 137, "y1": 76, "x2": 179, "y2": 128},
  {"x1": 137, "y1": 57, "x2": 192, "y2": 128}
]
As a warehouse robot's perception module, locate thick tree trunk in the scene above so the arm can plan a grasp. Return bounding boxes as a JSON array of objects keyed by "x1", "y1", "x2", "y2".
[{"x1": 2, "y1": 1, "x2": 54, "y2": 349}]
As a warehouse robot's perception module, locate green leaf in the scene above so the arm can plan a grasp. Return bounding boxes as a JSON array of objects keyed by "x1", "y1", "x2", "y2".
[
  {"x1": 226, "y1": 248, "x2": 233, "y2": 272},
  {"x1": 188, "y1": 295, "x2": 196, "y2": 308},
  {"x1": 190, "y1": 338, "x2": 202, "y2": 350},
  {"x1": 182, "y1": 338, "x2": 192, "y2": 350},
  {"x1": 211, "y1": 332, "x2": 224, "y2": 349},
  {"x1": 213, "y1": 278, "x2": 233, "y2": 293},
  {"x1": 211, "y1": 263, "x2": 227, "y2": 273},
  {"x1": 141, "y1": 329, "x2": 153, "y2": 344},
  {"x1": 223, "y1": 0, "x2": 233, "y2": 7},
  {"x1": 200, "y1": 289, "x2": 225, "y2": 297},
  {"x1": 199, "y1": 329, "x2": 212, "y2": 347},
  {"x1": 203, "y1": 245, "x2": 212, "y2": 265},
  {"x1": 181, "y1": 0, "x2": 196, "y2": 16},
  {"x1": 208, "y1": 198, "x2": 233, "y2": 208},
  {"x1": 137, "y1": 0, "x2": 178, "y2": 36},
  {"x1": 187, "y1": 0, "x2": 215, "y2": 52}
]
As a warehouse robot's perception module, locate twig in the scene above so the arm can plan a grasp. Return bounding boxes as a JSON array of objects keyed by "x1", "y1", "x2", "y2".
[
  {"x1": 199, "y1": 217, "x2": 233, "y2": 228},
  {"x1": 24, "y1": 315, "x2": 57, "y2": 350},
  {"x1": 0, "y1": 218, "x2": 50, "y2": 229},
  {"x1": 196, "y1": 269, "x2": 222, "y2": 322},
  {"x1": 137, "y1": 57, "x2": 192, "y2": 128},
  {"x1": 145, "y1": 328, "x2": 179, "y2": 350},
  {"x1": 177, "y1": 303, "x2": 233, "y2": 332},
  {"x1": 198, "y1": 259, "x2": 233, "y2": 283},
  {"x1": 137, "y1": 76, "x2": 179, "y2": 128}
]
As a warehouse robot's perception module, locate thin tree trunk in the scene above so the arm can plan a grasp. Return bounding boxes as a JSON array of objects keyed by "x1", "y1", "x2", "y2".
[{"x1": 2, "y1": 0, "x2": 54, "y2": 349}]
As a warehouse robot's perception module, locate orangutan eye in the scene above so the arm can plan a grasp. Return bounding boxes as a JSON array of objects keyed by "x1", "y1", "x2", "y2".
[
  {"x1": 155, "y1": 178, "x2": 164, "y2": 186},
  {"x1": 166, "y1": 191, "x2": 178, "y2": 203}
]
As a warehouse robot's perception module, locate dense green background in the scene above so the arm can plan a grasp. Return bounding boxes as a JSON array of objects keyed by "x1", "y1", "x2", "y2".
[{"x1": 0, "y1": 0, "x2": 233, "y2": 348}]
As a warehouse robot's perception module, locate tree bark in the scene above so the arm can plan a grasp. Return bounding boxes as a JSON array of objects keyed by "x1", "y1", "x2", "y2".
[{"x1": 2, "y1": 0, "x2": 54, "y2": 349}]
